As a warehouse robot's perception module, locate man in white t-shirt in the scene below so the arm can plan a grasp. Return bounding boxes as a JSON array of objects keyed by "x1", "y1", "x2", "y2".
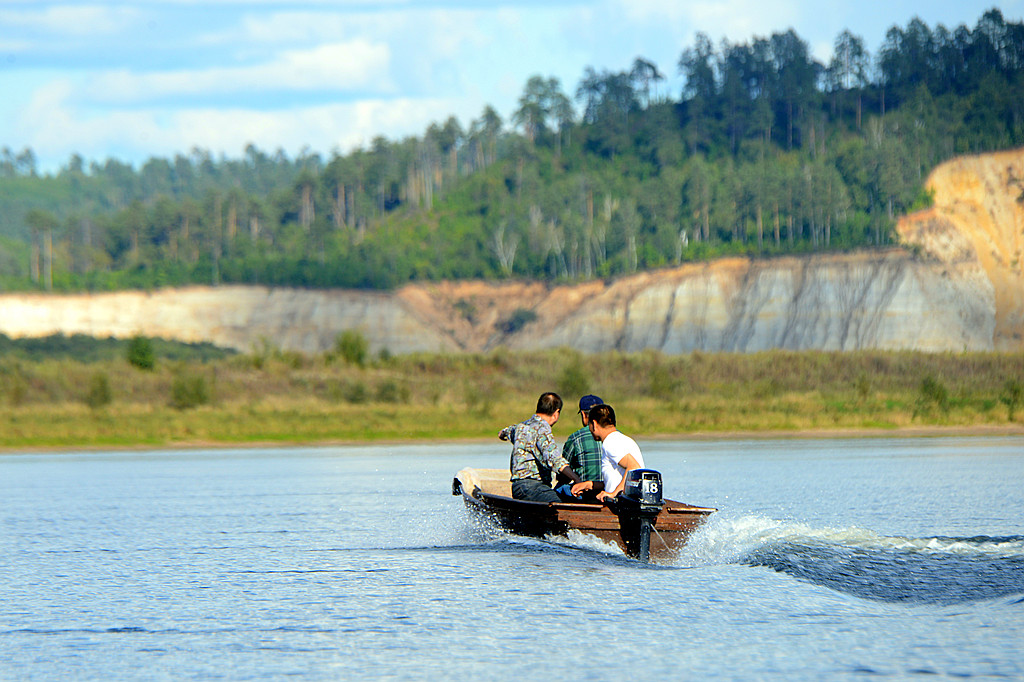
[{"x1": 570, "y1": 403, "x2": 645, "y2": 502}]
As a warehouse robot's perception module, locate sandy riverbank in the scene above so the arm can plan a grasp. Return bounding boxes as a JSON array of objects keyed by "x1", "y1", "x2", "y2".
[{"x1": 3, "y1": 423, "x2": 1022, "y2": 455}]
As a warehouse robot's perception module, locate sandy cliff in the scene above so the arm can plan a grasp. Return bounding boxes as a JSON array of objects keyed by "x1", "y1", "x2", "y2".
[
  {"x1": 1, "y1": 149, "x2": 1021, "y2": 354},
  {"x1": 0, "y1": 287, "x2": 460, "y2": 355},
  {"x1": 897, "y1": 148, "x2": 1024, "y2": 350}
]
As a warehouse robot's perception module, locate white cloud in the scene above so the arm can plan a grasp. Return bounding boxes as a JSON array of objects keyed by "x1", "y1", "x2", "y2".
[
  {"x1": 99, "y1": 0, "x2": 413, "y2": 5},
  {"x1": 616, "y1": 0, "x2": 802, "y2": 42},
  {"x1": 193, "y1": 7, "x2": 493, "y2": 93},
  {"x1": 0, "y1": 39, "x2": 33, "y2": 52},
  {"x1": 223, "y1": 12, "x2": 353, "y2": 45},
  {"x1": 208, "y1": 9, "x2": 411, "y2": 47},
  {"x1": 86, "y1": 39, "x2": 392, "y2": 103},
  {"x1": 16, "y1": 78, "x2": 470, "y2": 165},
  {"x1": 2, "y1": 5, "x2": 141, "y2": 36},
  {"x1": 420, "y1": 10, "x2": 492, "y2": 59}
]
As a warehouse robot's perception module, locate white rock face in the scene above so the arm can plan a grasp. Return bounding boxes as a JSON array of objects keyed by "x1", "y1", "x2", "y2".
[
  {"x1": 0, "y1": 286, "x2": 458, "y2": 354},
  {"x1": 0, "y1": 249, "x2": 996, "y2": 354},
  {"x1": 508, "y1": 252, "x2": 994, "y2": 353}
]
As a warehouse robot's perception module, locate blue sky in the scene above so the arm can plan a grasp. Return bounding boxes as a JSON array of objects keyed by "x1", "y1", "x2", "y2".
[{"x1": 1, "y1": 0, "x2": 1020, "y2": 173}]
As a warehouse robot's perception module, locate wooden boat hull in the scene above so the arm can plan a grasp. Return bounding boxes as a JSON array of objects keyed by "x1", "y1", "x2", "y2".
[{"x1": 452, "y1": 468, "x2": 715, "y2": 562}]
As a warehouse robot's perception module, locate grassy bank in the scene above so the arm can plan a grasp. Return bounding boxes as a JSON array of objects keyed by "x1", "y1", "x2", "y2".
[{"x1": 1, "y1": 347, "x2": 1023, "y2": 449}]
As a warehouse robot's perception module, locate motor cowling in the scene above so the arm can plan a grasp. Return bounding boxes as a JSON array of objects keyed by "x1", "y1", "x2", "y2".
[{"x1": 622, "y1": 469, "x2": 663, "y2": 511}]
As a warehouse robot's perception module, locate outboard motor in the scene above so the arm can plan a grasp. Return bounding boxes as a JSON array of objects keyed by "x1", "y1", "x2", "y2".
[
  {"x1": 623, "y1": 469, "x2": 663, "y2": 509},
  {"x1": 615, "y1": 469, "x2": 665, "y2": 562}
]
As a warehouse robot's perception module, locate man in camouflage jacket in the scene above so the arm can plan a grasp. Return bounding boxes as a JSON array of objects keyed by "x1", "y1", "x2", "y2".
[{"x1": 499, "y1": 392, "x2": 582, "y2": 503}]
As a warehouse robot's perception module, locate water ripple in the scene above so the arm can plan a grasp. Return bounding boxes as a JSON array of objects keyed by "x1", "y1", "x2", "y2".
[{"x1": 687, "y1": 517, "x2": 1024, "y2": 604}]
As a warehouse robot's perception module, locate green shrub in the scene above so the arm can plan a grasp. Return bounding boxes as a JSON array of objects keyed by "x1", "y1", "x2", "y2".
[
  {"x1": 557, "y1": 358, "x2": 590, "y2": 398},
  {"x1": 6, "y1": 374, "x2": 27, "y2": 406},
  {"x1": 454, "y1": 298, "x2": 477, "y2": 323},
  {"x1": 344, "y1": 380, "x2": 369, "y2": 404},
  {"x1": 170, "y1": 374, "x2": 210, "y2": 410},
  {"x1": 248, "y1": 337, "x2": 276, "y2": 369},
  {"x1": 498, "y1": 308, "x2": 537, "y2": 335},
  {"x1": 463, "y1": 381, "x2": 497, "y2": 417},
  {"x1": 335, "y1": 330, "x2": 368, "y2": 367},
  {"x1": 376, "y1": 379, "x2": 409, "y2": 404},
  {"x1": 281, "y1": 351, "x2": 306, "y2": 369},
  {"x1": 85, "y1": 372, "x2": 112, "y2": 409},
  {"x1": 1000, "y1": 378, "x2": 1022, "y2": 421},
  {"x1": 855, "y1": 373, "x2": 872, "y2": 401},
  {"x1": 126, "y1": 335, "x2": 156, "y2": 370},
  {"x1": 750, "y1": 377, "x2": 781, "y2": 400},
  {"x1": 914, "y1": 374, "x2": 949, "y2": 417}
]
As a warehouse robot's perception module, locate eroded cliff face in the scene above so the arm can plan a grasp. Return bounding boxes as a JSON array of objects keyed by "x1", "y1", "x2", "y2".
[
  {"x1": 405, "y1": 251, "x2": 993, "y2": 353},
  {"x1": 1, "y1": 149, "x2": 1020, "y2": 354},
  {"x1": 897, "y1": 148, "x2": 1024, "y2": 350},
  {"x1": 0, "y1": 287, "x2": 460, "y2": 355}
]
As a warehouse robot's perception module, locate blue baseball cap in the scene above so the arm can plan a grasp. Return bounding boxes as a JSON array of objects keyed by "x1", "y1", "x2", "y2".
[{"x1": 578, "y1": 394, "x2": 604, "y2": 414}]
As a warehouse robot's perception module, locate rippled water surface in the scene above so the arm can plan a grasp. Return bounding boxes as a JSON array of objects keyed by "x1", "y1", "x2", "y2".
[{"x1": 2, "y1": 436, "x2": 1022, "y2": 680}]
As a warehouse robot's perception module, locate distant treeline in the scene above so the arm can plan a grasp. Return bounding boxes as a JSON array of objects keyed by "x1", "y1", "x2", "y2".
[{"x1": 2, "y1": 9, "x2": 1023, "y2": 291}]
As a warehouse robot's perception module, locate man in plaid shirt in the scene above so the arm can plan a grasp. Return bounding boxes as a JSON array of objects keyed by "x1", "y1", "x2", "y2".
[{"x1": 558, "y1": 394, "x2": 604, "y2": 494}]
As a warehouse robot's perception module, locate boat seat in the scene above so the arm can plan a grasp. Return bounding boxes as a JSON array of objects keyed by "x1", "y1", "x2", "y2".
[{"x1": 456, "y1": 467, "x2": 512, "y2": 497}]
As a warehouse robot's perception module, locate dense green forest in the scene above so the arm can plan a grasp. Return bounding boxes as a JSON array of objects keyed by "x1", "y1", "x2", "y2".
[{"x1": 2, "y1": 9, "x2": 1023, "y2": 291}]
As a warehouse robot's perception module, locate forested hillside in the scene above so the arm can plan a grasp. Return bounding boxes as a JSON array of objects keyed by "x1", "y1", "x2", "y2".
[{"x1": 1, "y1": 9, "x2": 1022, "y2": 292}]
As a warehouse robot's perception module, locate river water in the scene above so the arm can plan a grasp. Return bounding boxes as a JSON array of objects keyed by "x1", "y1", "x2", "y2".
[{"x1": 2, "y1": 436, "x2": 1022, "y2": 680}]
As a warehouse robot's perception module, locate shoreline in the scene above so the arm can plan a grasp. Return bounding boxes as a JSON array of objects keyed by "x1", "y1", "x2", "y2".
[{"x1": 3, "y1": 424, "x2": 1022, "y2": 455}]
